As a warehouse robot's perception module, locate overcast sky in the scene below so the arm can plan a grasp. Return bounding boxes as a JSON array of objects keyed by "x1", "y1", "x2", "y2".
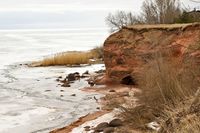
[{"x1": 0, "y1": 0, "x2": 198, "y2": 29}]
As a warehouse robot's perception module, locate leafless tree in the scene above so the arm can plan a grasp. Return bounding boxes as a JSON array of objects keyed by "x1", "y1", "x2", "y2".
[
  {"x1": 106, "y1": 0, "x2": 182, "y2": 32},
  {"x1": 105, "y1": 11, "x2": 143, "y2": 32},
  {"x1": 142, "y1": 0, "x2": 182, "y2": 24}
]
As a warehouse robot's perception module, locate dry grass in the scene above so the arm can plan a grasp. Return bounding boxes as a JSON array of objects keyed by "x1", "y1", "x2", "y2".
[
  {"x1": 159, "y1": 96, "x2": 200, "y2": 133},
  {"x1": 39, "y1": 52, "x2": 91, "y2": 66},
  {"x1": 118, "y1": 53, "x2": 200, "y2": 132},
  {"x1": 126, "y1": 23, "x2": 200, "y2": 31},
  {"x1": 31, "y1": 46, "x2": 103, "y2": 67},
  {"x1": 137, "y1": 56, "x2": 199, "y2": 106}
]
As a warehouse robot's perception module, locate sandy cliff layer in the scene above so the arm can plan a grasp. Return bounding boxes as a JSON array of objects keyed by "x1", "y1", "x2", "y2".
[{"x1": 104, "y1": 23, "x2": 200, "y2": 84}]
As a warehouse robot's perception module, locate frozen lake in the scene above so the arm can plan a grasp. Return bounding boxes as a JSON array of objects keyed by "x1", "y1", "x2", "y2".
[{"x1": 0, "y1": 28, "x2": 108, "y2": 133}]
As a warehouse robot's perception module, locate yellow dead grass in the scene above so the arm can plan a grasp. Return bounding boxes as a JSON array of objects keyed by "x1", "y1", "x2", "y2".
[
  {"x1": 31, "y1": 46, "x2": 103, "y2": 67},
  {"x1": 118, "y1": 53, "x2": 200, "y2": 132},
  {"x1": 126, "y1": 22, "x2": 200, "y2": 31},
  {"x1": 40, "y1": 52, "x2": 91, "y2": 66}
]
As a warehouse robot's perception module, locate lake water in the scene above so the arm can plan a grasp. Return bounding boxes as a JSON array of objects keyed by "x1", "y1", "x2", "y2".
[{"x1": 0, "y1": 28, "x2": 108, "y2": 133}]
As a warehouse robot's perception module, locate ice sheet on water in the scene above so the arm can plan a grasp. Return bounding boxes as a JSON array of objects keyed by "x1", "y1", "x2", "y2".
[{"x1": 0, "y1": 29, "x2": 107, "y2": 133}]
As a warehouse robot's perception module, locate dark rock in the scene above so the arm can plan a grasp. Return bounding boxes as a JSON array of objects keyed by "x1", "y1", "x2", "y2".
[
  {"x1": 96, "y1": 107, "x2": 100, "y2": 110},
  {"x1": 84, "y1": 126, "x2": 90, "y2": 129},
  {"x1": 58, "y1": 76, "x2": 62, "y2": 79},
  {"x1": 67, "y1": 73, "x2": 80, "y2": 81},
  {"x1": 95, "y1": 122, "x2": 109, "y2": 132},
  {"x1": 84, "y1": 126, "x2": 91, "y2": 131},
  {"x1": 74, "y1": 72, "x2": 80, "y2": 75},
  {"x1": 109, "y1": 119, "x2": 123, "y2": 127},
  {"x1": 109, "y1": 90, "x2": 116, "y2": 93},
  {"x1": 88, "y1": 80, "x2": 95, "y2": 87},
  {"x1": 71, "y1": 94, "x2": 76, "y2": 96},
  {"x1": 83, "y1": 70, "x2": 89, "y2": 74},
  {"x1": 60, "y1": 90, "x2": 64, "y2": 92},
  {"x1": 95, "y1": 69, "x2": 106, "y2": 74},
  {"x1": 67, "y1": 73, "x2": 76, "y2": 81},
  {"x1": 61, "y1": 82, "x2": 71, "y2": 87},
  {"x1": 60, "y1": 78, "x2": 67, "y2": 83},
  {"x1": 56, "y1": 78, "x2": 60, "y2": 82},
  {"x1": 60, "y1": 95, "x2": 64, "y2": 97},
  {"x1": 45, "y1": 90, "x2": 51, "y2": 92},
  {"x1": 103, "y1": 127, "x2": 115, "y2": 133}
]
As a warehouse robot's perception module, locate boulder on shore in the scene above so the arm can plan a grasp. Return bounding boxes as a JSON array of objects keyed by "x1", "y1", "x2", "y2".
[
  {"x1": 94, "y1": 122, "x2": 109, "y2": 132},
  {"x1": 109, "y1": 119, "x2": 123, "y2": 127}
]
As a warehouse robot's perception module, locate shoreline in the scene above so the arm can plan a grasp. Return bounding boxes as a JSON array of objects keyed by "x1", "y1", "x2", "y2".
[
  {"x1": 51, "y1": 81, "x2": 137, "y2": 133},
  {"x1": 50, "y1": 111, "x2": 109, "y2": 133},
  {"x1": 0, "y1": 62, "x2": 105, "y2": 133}
]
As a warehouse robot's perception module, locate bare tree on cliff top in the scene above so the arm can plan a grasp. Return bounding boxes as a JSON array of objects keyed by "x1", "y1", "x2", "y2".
[
  {"x1": 106, "y1": 0, "x2": 182, "y2": 32},
  {"x1": 105, "y1": 11, "x2": 143, "y2": 32},
  {"x1": 142, "y1": 0, "x2": 182, "y2": 24}
]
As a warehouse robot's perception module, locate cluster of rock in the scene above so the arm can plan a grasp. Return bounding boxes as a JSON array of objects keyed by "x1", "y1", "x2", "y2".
[
  {"x1": 84, "y1": 118, "x2": 123, "y2": 133},
  {"x1": 56, "y1": 71, "x2": 90, "y2": 87},
  {"x1": 56, "y1": 69, "x2": 106, "y2": 88}
]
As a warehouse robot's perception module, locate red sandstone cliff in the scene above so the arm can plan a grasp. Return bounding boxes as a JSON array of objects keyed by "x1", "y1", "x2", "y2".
[{"x1": 103, "y1": 23, "x2": 200, "y2": 84}]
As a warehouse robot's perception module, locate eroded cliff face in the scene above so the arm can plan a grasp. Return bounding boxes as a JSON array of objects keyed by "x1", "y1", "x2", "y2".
[{"x1": 103, "y1": 23, "x2": 200, "y2": 84}]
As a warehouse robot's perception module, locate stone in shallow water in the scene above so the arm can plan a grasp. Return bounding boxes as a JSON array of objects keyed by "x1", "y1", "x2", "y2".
[
  {"x1": 61, "y1": 82, "x2": 71, "y2": 87},
  {"x1": 84, "y1": 126, "x2": 91, "y2": 131},
  {"x1": 67, "y1": 72, "x2": 80, "y2": 81},
  {"x1": 83, "y1": 70, "x2": 89, "y2": 75},
  {"x1": 71, "y1": 94, "x2": 76, "y2": 97}
]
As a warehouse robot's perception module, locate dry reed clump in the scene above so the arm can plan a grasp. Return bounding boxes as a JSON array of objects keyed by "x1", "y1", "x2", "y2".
[
  {"x1": 119, "y1": 53, "x2": 200, "y2": 132},
  {"x1": 90, "y1": 46, "x2": 104, "y2": 59},
  {"x1": 138, "y1": 57, "x2": 200, "y2": 106},
  {"x1": 32, "y1": 46, "x2": 103, "y2": 67},
  {"x1": 159, "y1": 92, "x2": 200, "y2": 133},
  {"x1": 40, "y1": 52, "x2": 91, "y2": 66}
]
